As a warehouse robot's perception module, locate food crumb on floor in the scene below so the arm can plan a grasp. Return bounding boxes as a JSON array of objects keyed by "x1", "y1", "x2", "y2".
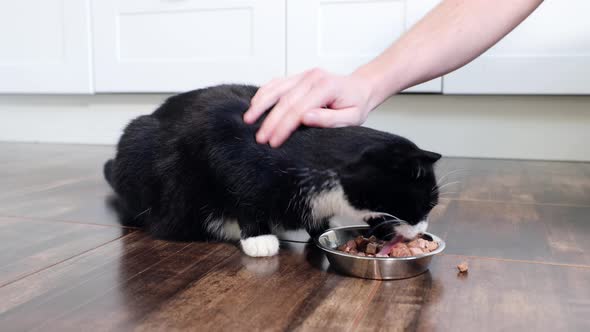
[{"x1": 457, "y1": 261, "x2": 469, "y2": 273}]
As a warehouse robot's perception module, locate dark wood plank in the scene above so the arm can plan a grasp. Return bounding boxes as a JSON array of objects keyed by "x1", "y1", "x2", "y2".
[
  {"x1": 4, "y1": 238, "x2": 587, "y2": 332},
  {"x1": 0, "y1": 178, "x2": 122, "y2": 227},
  {"x1": 0, "y1": 142, "x2": 113, "y2": 198},
  {"x1": 0, "y1": 216, "x2": 128, "y2": 286},
  {"x1": 355, "y1": 255, "x2": 590, "y2": 332},
  {"x1": 0, "y1": 232, "x2": 197, "y2": 331},
  {"x1": 0, "y1": 240, "x2": 379, "y2": 332},
  {"x1": 0, "y1": 142, "x2": 120, "y2": 226},
  {"x1": 428, "y1": 200, "x2": 590, "y2": 265},
  {"x1": 130, "y1": 242, "x2": 378, "y2": 332},
  {"x1": 436, "y1": 158, "x2": 590, "y2": 206}
]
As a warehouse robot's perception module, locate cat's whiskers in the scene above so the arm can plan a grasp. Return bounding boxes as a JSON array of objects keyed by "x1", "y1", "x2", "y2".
[
  {"x1": 437, "y1": 191, "x2": 459, "y2": 195},
  {"x1": 435, "y1": 168, "x2": 468, "y2": 187},
  {"x1": 434, "y1": 181, "x2": 461, "y2": 194},
  {"x1": 381, "y1": 231, "x2": 398, "y2": 239},
  {"x1": 368, "y1": 218, "x2": 409, "y2": 236},
  {"x1": 368, "y1": 211, "x2": 405, "y2": 222},
  {"x1": 366, "y1": 211, "x2": 411, "y2": 236},
  {"x1": 133, "y1": 207, "x2": 152, "y2": 220}
]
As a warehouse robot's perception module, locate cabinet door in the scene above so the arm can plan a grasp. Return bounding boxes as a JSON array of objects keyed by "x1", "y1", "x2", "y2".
[
  {"x1": 92, "y1": 0, "x2": 285, "y2": 92},
  {"x1": 444, "y1": 0, "x2": 590, "y2": 94},
  {"x1": 287, "y1": 0, "x2": 442, "y2": 93},
  {"x1": 0, "y1": 0, "x2": 92, "y2": 93}
]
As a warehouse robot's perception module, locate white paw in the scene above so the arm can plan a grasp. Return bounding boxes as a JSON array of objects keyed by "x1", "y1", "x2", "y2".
[{"x1": 240, "y1": 235, "x2": 280, "y2": 257}]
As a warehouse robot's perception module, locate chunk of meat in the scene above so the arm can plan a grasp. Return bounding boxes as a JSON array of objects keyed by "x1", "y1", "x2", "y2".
[
  {"x1": 409, "y1": 247, "x2": 424, "y2": 256},
  {"x1": 389, "y1": 243, "x2": 412, "y2": 257},
  {"x1": 457, "y1": 262, "x2": 469, "y2": 273},
  {"x1": 366, "y1": 242, "x2": 378, "y2": 254},
  {"x1": 336, "y1": 234, "x2": 440, "y2": 258},
  {"x1": 426, "y1": 241, "x2": 439, "y2": 251}
]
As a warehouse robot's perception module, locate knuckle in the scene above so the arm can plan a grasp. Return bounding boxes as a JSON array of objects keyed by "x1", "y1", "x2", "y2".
[
  {"x1": 315, "y1": 77, "x2": 333, "y2": 90},
  {"x1": 250, "y1": 94, "x2": 260, "y2": 105},
  {"x1": 256, "y1": 86, "x2": 270, "y2": 97},
  {"x1": 307, "y1": 67, "x2": 325, "y2": 79},
  {"x1": 278, "y1": 96, "x2": 295, "y2": 109},
  {"x1": 267, "y1": 77, "x2": 281, "y2": 85}
]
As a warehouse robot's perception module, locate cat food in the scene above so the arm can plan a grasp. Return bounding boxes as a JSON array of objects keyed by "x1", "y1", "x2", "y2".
[
  {"x1": 457, "y1": 261, "x2": 469, "y2": 273},
  {"x1": 337, "y1": 235, "x2": 439, "y2": 258}
]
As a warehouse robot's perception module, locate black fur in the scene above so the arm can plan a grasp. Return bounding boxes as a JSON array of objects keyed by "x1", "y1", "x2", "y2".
[{"x1": 105, "y1": 84, "x2": 440, "y2": 242}]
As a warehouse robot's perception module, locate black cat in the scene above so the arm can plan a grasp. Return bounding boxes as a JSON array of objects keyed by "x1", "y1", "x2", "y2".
[{"x1": 104, "y1": 84, "x2": 441, "y2": 257}]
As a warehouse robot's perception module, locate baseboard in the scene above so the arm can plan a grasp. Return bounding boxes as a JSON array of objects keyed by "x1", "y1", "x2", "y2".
[{"x1": 1, "y1": 94, "x2": 589, "y2": 161}]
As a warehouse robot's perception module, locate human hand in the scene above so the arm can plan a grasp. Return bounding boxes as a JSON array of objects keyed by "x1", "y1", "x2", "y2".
[{"x1": 243, "y1": 69, "x2": 375, "y2": 148}]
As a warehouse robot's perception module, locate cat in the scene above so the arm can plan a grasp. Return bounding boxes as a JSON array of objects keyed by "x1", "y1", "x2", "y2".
[{"x1": 104, "y1": 84, "x2": 441, "y2": 257}]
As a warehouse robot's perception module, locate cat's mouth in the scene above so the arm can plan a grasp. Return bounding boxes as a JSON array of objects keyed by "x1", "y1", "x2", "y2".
[
  {"x1": 393, "y1": 220, "x2": 429, "y2": 240},
  {"x1": 365, "y1": 213, "x2": 428, "y2": 241}
]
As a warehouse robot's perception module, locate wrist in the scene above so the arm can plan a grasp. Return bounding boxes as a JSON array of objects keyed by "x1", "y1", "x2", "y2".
[{"x1": 352, "y1": 61, "x2": 405, "y2": 112}]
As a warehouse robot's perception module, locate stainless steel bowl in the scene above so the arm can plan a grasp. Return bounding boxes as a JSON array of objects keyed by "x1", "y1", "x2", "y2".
[{"x1": 315, "y1": 225, "x2": 445, "y2": 280}]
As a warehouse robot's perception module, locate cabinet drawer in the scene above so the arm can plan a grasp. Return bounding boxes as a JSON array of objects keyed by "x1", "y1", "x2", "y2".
[{"x1": 92, "y1": 0, "x2": 285, "y2": 92}]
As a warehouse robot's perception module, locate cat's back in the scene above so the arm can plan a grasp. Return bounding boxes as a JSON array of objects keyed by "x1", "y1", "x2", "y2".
[
  {"x1": 152, "y1": 84, "x2": 258, "y2": 124},
  {"x1": 149, "y1": 84, "x2": 407, "y2": 171}
]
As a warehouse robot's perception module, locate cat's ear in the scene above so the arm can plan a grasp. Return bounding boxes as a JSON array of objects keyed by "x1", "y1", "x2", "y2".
[
  {"x1": 356, "y1": 147, "x2": 441, "y2": 164},
  {"x1": 346, "y1": 146, "x2": 441, "y2": 171},
  {"x1": 412, "y1": 149, "x2": 442, "y2": 164}
]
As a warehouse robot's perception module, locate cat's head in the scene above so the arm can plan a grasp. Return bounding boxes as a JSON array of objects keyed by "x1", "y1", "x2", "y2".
[{"x1": 339, "y1": 138, "x2": 441, "y2": 240}]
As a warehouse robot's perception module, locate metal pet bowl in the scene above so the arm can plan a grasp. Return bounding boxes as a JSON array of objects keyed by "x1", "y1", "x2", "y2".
[{"x1": 315, "y1": 225, "x2": 445, "y2": 280}]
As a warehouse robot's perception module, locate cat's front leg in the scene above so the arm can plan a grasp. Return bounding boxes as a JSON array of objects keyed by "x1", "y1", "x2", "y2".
[
  {"x1": 238, "y1": 214, "x2": 279, "y2": 257},
  {"x1": 305, "y1": 218, "x2": 330, "y2": 240}
]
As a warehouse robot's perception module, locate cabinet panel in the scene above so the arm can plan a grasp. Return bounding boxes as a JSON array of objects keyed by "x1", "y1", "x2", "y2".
[
  {"x1": 117, "y1": 9, "x2": 253, "y2": 61},
  {"x1": 93, "y1": 0, "x2": 285, "y2": 92},
  {"x1": 0, "y1": 0, "x2": 92, "y2": 93},
  {"x1": 444, "y1": 0, "x2": 590, "y2": 94},
  {"x1": 288, "y1": 0, "x2": 442, "y2": 93}
]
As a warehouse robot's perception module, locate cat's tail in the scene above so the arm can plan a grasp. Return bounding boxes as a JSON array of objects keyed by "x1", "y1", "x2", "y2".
[
  {"x1": 103, "y1": 159, "x2": 142, "y2": 227},
  {"x1": 103, "y1": 159, "x2": 115, "y2": 188}
]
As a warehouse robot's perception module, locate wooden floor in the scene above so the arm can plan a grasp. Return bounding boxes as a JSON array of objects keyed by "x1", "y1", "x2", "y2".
[{"x1": 1, "y1": 142, "x2": 589, "y2": 332}]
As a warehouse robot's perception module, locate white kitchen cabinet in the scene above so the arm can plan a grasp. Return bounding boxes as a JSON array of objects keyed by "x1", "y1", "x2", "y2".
[
  {"x1": 287, "y1": 0, "x2": 442, "y2": 93},
  {"x1": 92, "y1": 0, "x2": 285, "y2": 92},
  {"x1": 444, "y1": 0, "x2": 590, "y2": 94},
  {"x1": 0, "y1": 0, "x2": 92, "y2": 93}
]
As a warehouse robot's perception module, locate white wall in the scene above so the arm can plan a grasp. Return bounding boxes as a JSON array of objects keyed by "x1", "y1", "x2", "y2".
[
  {"x1": 0, "y1": 94, "x2": 589, "y2": 161},
  {"x1": 366, "y1": 95, "x2": 590, "y2": 161}
]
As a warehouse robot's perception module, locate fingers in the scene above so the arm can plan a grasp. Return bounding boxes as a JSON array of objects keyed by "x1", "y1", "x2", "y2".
[
  {"x1": 302, "y1": 107, "x2": 366, "y2": 128},
  {"x1": 265, "y1": 76, "x2": 338, "y2": 147},
  {"x1": 248, "y1": 68, "x2": 358, "y2": 148},
  {"x1": 243, "y1": 78, "x2": 283, "y2": 124},
  {"x1": 244, "y1": 74, "x2": 303, "y2": 124},
  {"x1": 266, "y1": 115, "x2": 301, "y2": 148},
  {"x1": 257, "y1": 80, "x2": 312, "y2": 145}
]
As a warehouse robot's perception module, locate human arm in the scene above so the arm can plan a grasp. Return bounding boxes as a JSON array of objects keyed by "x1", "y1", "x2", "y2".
[{"x1": 244, "y1": 0, "x2": 543, "y2": 147}]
